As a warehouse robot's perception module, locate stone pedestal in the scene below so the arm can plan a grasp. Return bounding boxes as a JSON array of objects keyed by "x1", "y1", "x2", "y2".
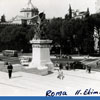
[{"x1": 29, "y1": 39, "x2": 54, "y2": 75}]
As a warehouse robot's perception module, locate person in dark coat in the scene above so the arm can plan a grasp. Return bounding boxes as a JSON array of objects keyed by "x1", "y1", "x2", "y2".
[
  {"x1": 88, "y1": 66, "x2": 91, "y2": 73},
  {"x1": 59, "y1": 63, "x2": 63, "y2": 70},
  {"x1": 7, "y1": 63, "x2": 13, "y2": 79},
  {"x1": 86, "y1": 65, "x2": 91, "y2": 73}
]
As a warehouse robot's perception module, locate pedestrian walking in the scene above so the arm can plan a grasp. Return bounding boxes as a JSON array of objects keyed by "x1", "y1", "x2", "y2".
[
  {"x1": 88, "y1": 66, "x2": 91, "y2": 73},
  {"x1": 86, "y1": 65, "x2": 91, "y2": 73},
  {"x1": 7, "y1": 63, "x2": 13, "y2": 79}
]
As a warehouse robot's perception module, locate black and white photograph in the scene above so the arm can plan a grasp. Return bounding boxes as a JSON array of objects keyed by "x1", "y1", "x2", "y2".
[{"x1": 0, "y1": 0, "x2": 100, "y2": 96}]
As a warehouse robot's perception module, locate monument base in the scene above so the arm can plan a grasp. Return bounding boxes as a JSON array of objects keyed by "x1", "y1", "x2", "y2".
[
  {"x1": 22, "y1": 67, "x2": 49, "y2": 76},
  {"x1": 28, "y1": 39, "x2": 54, "y2": 75},
  {"x1": 29, "y1": 61, "x2": 53, "y2": 70}
]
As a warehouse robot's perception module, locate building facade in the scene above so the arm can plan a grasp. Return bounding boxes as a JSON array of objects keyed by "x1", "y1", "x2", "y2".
[{"x1": 0, "y1": 0, "x2": 39, "y2": 25}]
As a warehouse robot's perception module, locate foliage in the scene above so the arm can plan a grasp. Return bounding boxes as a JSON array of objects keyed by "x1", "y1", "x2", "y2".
[
  {"x1": 0, "y1": 26, "x2": 32, "y2": 52},
  {"x1": 68, "y1": 5, "x2": 72, "y2": 19},
  {"x1": 1, "y1": 15, "x2": 6, "y2": 22},
  {"x1": 0, "y1": 11, "x2": 100, "y2": 54}
]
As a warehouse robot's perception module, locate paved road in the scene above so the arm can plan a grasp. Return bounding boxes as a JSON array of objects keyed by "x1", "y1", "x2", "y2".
[{"x1": 0, "y1": 69, "x2": 100, "y2": 96}]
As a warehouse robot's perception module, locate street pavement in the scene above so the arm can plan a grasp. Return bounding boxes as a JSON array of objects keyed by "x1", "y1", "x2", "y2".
[{"x1": 0, "y1": 68, "x2": 100, "y2": 96}]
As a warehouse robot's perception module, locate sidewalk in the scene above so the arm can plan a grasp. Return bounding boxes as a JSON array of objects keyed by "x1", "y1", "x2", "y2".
[{"x1": 0, "y1": 69, "x2": 100, "y2": 96}]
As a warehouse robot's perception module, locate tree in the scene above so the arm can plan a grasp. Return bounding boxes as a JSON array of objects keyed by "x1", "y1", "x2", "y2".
[
  {"x1": 1, "y1": 15, "x2": 6, "y2": 22},
  {"x1": 0, "y1": 26, "x2": 31, "y2": 52},
  {"x1": 45, "y1": 18, "x2": 63, "y2": 54},
  {"x1": 68, "y1": 4, "x2": 72, "y2": 19},
  {"x1": 85, "y1": 8, "x2": 90, "y2": 18},
  {"x1": 65, "y1": 14, "x2": 69, "y2": 20},
  {"x1": 0, "y1": 10, "x2": 97, "y2": 54}
]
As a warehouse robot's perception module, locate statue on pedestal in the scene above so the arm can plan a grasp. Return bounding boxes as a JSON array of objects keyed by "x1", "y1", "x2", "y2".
[
  {"x1": 28, "y1": 12, "x2": 53, "y2": 75},
  {"x1": 31, "y1": 12, "x2": 47, "y2": 39}
]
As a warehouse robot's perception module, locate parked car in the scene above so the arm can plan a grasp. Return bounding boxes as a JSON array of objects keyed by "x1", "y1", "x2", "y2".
[
  {"x1": 2, "y1": 50, "x2": 18, "y2": 57},
  {"x1": 72, "y1": 61, "x2": 85, "y2": 69}
]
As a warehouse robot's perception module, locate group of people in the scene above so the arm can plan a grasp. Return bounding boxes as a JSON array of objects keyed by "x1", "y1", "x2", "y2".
[
  {"x1": 55, "y1": 62, "x2": 74, "y2": 71},
  {"x1": 55, "y1": 61, "x2": 92, "y2": 80}
]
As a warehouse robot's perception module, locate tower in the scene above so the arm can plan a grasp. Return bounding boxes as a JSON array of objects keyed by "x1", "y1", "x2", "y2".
[{"x1": 68, "y1": 4, "x2": 72, "y2": 19}]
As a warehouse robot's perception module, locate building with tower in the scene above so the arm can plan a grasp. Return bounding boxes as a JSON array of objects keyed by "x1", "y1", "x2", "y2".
[
  {"x1": 0, "y1": 0, "x2": 39, "y2": 25},
  {"x1": 20, "y1": 0, "x2": 39, "y2": 25}
]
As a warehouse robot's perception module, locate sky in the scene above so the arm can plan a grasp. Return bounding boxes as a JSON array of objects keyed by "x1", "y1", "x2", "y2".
[{"x1": 0, "y1": 0, "x2": 96, "y2": 20}]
